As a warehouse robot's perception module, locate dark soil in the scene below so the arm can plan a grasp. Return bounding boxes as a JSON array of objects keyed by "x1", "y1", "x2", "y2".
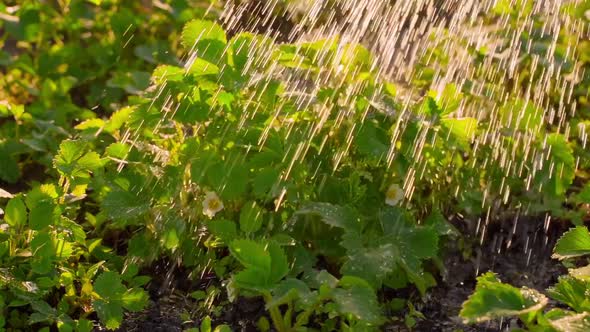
[
  {"x1": 412, "y1": 217, "x2": 567, "y2": 332},
  {"x1": 96, "y1": 217, "x2": 568, "y2": 332}
]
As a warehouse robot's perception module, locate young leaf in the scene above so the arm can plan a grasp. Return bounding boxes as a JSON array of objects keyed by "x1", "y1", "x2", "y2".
[
  {"x1": 460, "y1": 272, "x2": 548, "y2": 323},
  {"x1": 4, "y1": 196, "x2": 27, "y2": 228},
  {"x1": 552, "y1": 226, "x2": 590, "y2": 260},
  {"x1": 53, "y1": 140, "x2": 103, "y2": 179}
]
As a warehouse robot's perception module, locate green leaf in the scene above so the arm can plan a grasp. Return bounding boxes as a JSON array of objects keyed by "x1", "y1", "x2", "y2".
[
  {"x1": 539, "y1": 134, "x2": 575, "y2": 197},
  {"x1": 440, "y1": 117, "x2": 478, "y2": 148},
  {"x1": 201, "y1": 316, "x2": 212, "y2": 332},
  {"x1": 102, "y1": 189, "x2": 150, "y2": 221},
  {"x1": 252, "y1": 168, "x2": 280, "y2": 199},
  {"x1": 187, "y1": 58, "x2": 220, "y2": 76},
  {"x1": 354, "y1": 120, "x2": 390, "y2": 159},
  {"x1": 268, "y1": 242, "x2": 289, "y2": 284},
  {"x1": 295, "y1": 202, "x2": 361, "y2": 234},
  {"x1": 162, "y1": 227, "x2": 180, "y2": 250},
  {"x1": 106, "y1": 71, "x2": 151, "y2": 94},
  {"x1": 121, "y1": 289, "x2": 148, "y2": 312},
  {"x1": 0, "y1": 148, "x2": 20, "y2": 183},
  {"x1": 54, "y1": 140, "x2": 85, "y2": 172},
  {"x1": 29, "y1": 201, "x2": 55, "y2": 230},
  {"x1": 332, "y1": 285, "x2": 383, "y2": 325},
  {"x1": 229, "y1": 33, "x2": 273, "y2": 76},
  {"x1": 213, "y1": 325, "x2": 232, "y2": 332},
  {"x1": 76, "y1": 319, "x2": 93, "y2": 332},
  {"x1": 29, "y1": 301, "x2": 57, "y2": 324},
  {"x1": 460, "y1": 272, "x2": 548, "y2": 323},
  {"x1": 181, "y1": 20, "x2": 227, "y2": 64},
  {"x1": 94, "y1": 272, "x2": 126, "y2": 300},
  {"x1": 94, "y1": 300, "x2": 123, "y2": 330},
  {"x1": 424, "y1": 209, "x2": 458, "y2": 236},
  {"x1": 574, "y1": 183, "x2": 590, "y2": 204},
  {"x1": 239, "y1": 201, "x2": 264, "y2": 234},
  {"x1": 151, "y1": 65, "x2": 185, "y2": 85},
  {"x1": 500, "y1": 98, "x2": 544, "y2": 133},
  {"x1": 552, "y1": 226, "x2": 590, "y2": 260},
  {"x1": 31, "y1": 232, "x2": 56, "y2": 274},
  {"x1": 328, "y1": 206, "x2": 440, "y2": 293},
  {"x1": 340, "y1": 43, "x2": 372, "y2": 71},
  {"x1": 229, "y1": 239, "x2": 271, "y2": 276},
  {"x1": 93, "y1": 272, "x2": 148, "y2": 328},
  {"x1": 197, "y1": 156, "x2": 249, "y2": 201},
  {"x1": 341, "y1": 245, "x2": 397, "y2": 289},
  {"x1": 434, "y1": 83, "x2": 464, "y2": 116},
  {"x1": 53, "y1": 140, "x2": 103, "y2": 178},
  {"x1": 4, "y1": 197, "x2": 27, "y2": 228},
  {"x1": 547, "y1": 276, "x2": 590, "y2": 312},
  {"x1": 208, "y1": 219, "x2": 237, "y2": 243},
  {"x1": 233, "y1": 268, "x2": 268, "y2": 290},
  {"x1": 269, "y1": 278, "x2": 311, "y2": 307}
]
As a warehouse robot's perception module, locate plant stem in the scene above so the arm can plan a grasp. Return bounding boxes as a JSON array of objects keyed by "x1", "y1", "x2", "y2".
[{"x1": 265, "y1": 294, "x2": 290, "y2": 332}]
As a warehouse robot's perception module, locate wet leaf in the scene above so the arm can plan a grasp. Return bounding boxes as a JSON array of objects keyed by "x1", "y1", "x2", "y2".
[
  {"x1": 181, "y1": 20, "x2": 227, "y2": 64},
  {"x1": 239, "y1": 201, "x2": 264, "y2": 234},
  {"x1": 460, "y1": 272, "x2": 548, "y2": 323},
  {"x1": 229, "y1": 239, "x2": 271, "y2": 275},
  {"x1": 295, "y1": 202, "x2": 361, "y2": 234},
  {"x1": 552, "y1": 226, "x2": 590, "y2": 260},
  {"x1": 548, "y1": 276, "x2": 590, "y2": 312},
  {"x1": 332, "y1": 283, "x2": 383, "y2": 325},
  {"x1": 101, "y1": 190, "x2": 150, "y2": 221}
]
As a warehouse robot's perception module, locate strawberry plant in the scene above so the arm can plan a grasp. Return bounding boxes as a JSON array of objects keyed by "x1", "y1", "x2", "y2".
[{"x1": 0, "y1": 0, "x2": 589, "y2": 330}]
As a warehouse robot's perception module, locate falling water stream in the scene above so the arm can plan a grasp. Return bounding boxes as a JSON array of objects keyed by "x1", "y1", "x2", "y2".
[
  {"x1": 118, "y1": 1, "x2": 588, "y2": 326},
  {"x1": 174, "y1": 0, "x2": 588, "y2": 249}
]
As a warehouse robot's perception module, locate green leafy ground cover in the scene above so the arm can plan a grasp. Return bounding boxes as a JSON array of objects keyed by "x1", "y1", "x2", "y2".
[{"x1": 0, "y1": 0, "x2": 589, "y2": 331}]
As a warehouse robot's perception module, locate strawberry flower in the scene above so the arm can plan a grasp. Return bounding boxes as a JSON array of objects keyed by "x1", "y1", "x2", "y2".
[
  {"x1": 202, "y1": 191, "x2": 224, "y2": 219},
  {"x1": 385, "y1": 183, "x2": 404, "y2": 206}
]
